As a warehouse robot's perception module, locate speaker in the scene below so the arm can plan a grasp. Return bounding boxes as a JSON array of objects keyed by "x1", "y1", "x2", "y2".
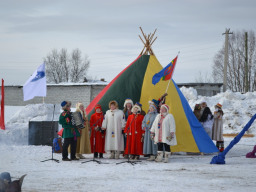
[{"x1": 29, "y1": 121, "x2": 58, "y2": 146}]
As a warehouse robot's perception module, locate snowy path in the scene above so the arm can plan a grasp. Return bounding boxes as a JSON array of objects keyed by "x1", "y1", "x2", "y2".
[{"x1": 1, "y1": 137, "x2": 255, "y2": 192}]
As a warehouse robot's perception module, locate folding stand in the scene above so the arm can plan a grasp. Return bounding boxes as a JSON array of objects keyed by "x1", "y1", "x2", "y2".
[
  {"x1": 41, "y1": 104, "x2": 59, "y2": 163},
  {"x1": 81, "y1": 126, "x2": 108, "y2": 164},
  {"x1": 116, "y1": 114, "x2": 141, "y2": 165}
]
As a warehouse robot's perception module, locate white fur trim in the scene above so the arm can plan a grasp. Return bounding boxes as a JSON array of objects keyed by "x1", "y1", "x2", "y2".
[
  {"x1": 161, "y1": 104, "x2": 169, "y2": 113},
  {"x1": 124, "y1": 99, "x2": 134, "y2": 108},
  {"x1": 131, "y1": 105, "x2": 141, "y2": 113}
]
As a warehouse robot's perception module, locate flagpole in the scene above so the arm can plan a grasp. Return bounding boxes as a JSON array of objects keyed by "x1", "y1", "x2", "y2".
[
  {"x1": 165, "y1": 79, "x2": 172, "y2": 93},
  {"x1": 165, "y1": 51, "x2": 180, "y2": 93}
]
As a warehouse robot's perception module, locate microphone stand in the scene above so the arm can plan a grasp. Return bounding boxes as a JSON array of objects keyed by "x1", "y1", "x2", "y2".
[
  {"x1": 82, "y1": 115, "x2": 108, "y2": 164},
  {"x1": 41, "y1": 104, "x2": 60, "y2": 163},
  {"x1": 116, "y1": 113, "x2": 141, "y2": 165}
]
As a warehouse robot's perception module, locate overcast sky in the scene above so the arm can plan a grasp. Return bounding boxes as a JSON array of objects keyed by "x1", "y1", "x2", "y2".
[{"x1": 0, "y1": 0, "x2": 256, "y2": 85}]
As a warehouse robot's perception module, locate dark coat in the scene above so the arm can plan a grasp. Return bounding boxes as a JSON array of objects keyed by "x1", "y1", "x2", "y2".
[{"x1": 200, "y1": 107, "x2": 213, "y2": 122}]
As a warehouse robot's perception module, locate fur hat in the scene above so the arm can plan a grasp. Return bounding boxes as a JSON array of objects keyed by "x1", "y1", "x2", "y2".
[
  {"x1": 135, "y1": 102, "x2": 142, "y2": 108},
  {"x1": 61, "y1": 101, "x2": 67, "y2": 107},
  {"x1": 161, "y1": 104, "x2": 169, "y2": 113},
  {"x1": 109, "y1": 100, "x2": 118, "y2": 109},
  {"x1": 61, "y1": 101, "x2": 71, "y2": 110},
  {"x1": 123, "y1": 98, "x2": 134, "y2": 108},
  {"x1": 215, "y1": 103, "x2": 222, "y2": 109},
  {"x1": 201, "y1": 101, "x2": 207, "y2": 105},
  {"x1": 131, "y1": 105, "x2": 141, "y2": 114},
  {"x1": 149, "y1": 104, "x2": 157, "y2": 112}
]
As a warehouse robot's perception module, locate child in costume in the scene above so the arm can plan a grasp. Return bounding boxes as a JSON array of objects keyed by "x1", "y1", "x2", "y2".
[
  {"x1": 124, "y1": 104, "x2": 144, "y2": 160},
  {"x1": 90, "y1": 104, "x2": 105, "y2": 158}
]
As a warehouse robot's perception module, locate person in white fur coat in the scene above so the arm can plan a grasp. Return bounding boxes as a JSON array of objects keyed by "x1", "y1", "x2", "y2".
[
  {"x1": 150, "y1": 104, "x2": 177, "y2": 163},
  {"x1": 102, "y1": 100, "x2": 125, "y2": 159}
]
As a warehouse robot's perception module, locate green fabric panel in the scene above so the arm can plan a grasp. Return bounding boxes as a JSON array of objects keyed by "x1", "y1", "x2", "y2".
[{"x1": 88, "y1": 55, "x2": 150, "y2": 119}]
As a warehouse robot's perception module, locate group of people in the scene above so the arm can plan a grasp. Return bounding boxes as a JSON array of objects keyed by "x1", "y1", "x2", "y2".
[
  {"x1": 193, "y1": 101, "x2": 225, "y2": 152},
  {"x1": 58, "y1": 97, "x2": 224, "y2": 163},
  {"x1": 58, "y1": 93, "x2": 177, "y2": 163}
]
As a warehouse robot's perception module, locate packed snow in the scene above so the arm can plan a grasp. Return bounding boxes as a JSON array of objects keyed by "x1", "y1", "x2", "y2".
[
  {"x1": 180, "y1": 87, "x2": 256, "y2": 134},
  {"x1": 1, "y1": 88, "x2": 256, "y2": 191}
]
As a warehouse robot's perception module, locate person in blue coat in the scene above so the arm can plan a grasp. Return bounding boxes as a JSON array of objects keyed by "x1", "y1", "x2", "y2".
[{"x1": 142, "y1": 103, "x2": 158, "y2": 160}]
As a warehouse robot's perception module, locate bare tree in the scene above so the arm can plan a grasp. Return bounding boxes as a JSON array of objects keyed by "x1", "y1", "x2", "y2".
[
  {"x1": 212, "y1": 30, "x2": 256, "y2": 92},
  {"x1": 194, "y1": 71, "x2": 213, "y2": 83},
  {"x1": 44, "y1": 49, "x2": 63, "y2": 83},
  {"x1": 70, "y1": 49, "x2": 90, "y2": 83},
  {"x1": 44, "y1": 48, "x2": 90, "y2": 83},
  {"x1": 60, "y1": 48, "x2": 69, "y2": 82}
]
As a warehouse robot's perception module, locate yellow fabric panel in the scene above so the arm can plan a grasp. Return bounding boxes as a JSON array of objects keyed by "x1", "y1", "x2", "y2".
[{"x1": 139, "y1": 55, "x2": 199, "y2": 152}]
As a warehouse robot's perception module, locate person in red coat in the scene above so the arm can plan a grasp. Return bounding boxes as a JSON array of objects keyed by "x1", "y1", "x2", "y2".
[
  {"x1": 90, "y1": 104, "x2": 105, "y2": 158},
  {"x1": 124, "y1": 104, "x2": 145, "y2": 160}
]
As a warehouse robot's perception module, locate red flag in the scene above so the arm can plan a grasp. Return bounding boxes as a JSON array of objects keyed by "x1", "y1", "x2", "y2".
[{"x1": 0, "y1": 79, "x2": 5, "y2": 130}]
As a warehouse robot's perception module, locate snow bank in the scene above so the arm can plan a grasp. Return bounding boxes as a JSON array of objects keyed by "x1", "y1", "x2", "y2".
[
  {"x1": 1, "y1": 88, "x2": 256, "y2": 146},
  {"x1": 180, "y1": 88, "x2": 256, "y2": 134},
  {"x1": 0, "y1": 104, "x2": 60, "y2": 145}
]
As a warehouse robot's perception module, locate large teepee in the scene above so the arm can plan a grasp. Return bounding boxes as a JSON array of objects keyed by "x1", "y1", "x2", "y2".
[{"x1": 86, "y1": 28, "x2": 218, "y2": 153}]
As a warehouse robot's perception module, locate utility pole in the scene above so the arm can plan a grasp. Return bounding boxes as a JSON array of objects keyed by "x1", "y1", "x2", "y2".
[
  {"x1": 222, "y1": 28, "x2": 233, "y2": 92},
  {"x1": 245, "y1": 32, "x2": 249, "y2": 92}
]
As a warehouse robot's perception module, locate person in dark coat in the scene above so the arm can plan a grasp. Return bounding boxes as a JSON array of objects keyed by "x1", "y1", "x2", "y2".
[
  {"x1": 199, "y1": 102, "x2": 214, "y2": 139},
  {"x1": 59, "y1": 101, "x2": 80, "y2": 161}
]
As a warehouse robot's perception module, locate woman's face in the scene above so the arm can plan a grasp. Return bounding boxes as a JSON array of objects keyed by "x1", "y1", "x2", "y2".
[
  {"x1": 201, "y1": 102, "x2": 207, "y2": 109},
  {"x1": 96, "y1": 108, "x2": 101, "y2": 113},
  {"x1": 160, "y1": 106, "x2": 167, "y2": 114},
  {"x1": 133, "y1": 107, "x2": 138, "y2": 114},
  {"x1": 79, "y1": 105, "x2": 84, "y2": 111},
  {"x1": 126, "y1": 103, "x2": 132, "y2": 109},
  {"x1": 110, "y1": 104, "x2": 116, "y2": 110},
  {"x1": 149, "y1": 106, "x2": 154, "y2": 113}
]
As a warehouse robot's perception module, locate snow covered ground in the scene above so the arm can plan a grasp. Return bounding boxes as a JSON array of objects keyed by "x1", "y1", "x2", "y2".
[
  {"x1": 0, "y1": 137, "x2": 256, "y2": 192},
  {"x1": 1, "y1": 88, "x2": 256, "y2": 191}
]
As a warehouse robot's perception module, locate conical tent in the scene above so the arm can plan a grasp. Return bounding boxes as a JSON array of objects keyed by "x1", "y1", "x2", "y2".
[{"x1": 85, "y1": 54, "x2": 218, "y2": 153}]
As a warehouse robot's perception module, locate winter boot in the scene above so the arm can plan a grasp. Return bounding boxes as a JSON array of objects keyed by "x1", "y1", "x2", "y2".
[
  {"x1": 99, "y1": 153, "x2": 103, "y2": 158},
  {"x1": 124, "y1": 154, "x2": 129, "y2": 159},
  {"x1": 77, "y1": 154, "x2": 86, "y2": 159},
  {"x1": 110, "y1": 151, "x2": 115, "y2": 159},
  {"x1": 115, "y1": 151, "x2": 120, "y2": 159},
  {"x1": 219, "y1": 141, "x2": 224, "y2": 152},
  {"x1": 94, "y1": 152, "x2": 98, "y2": 158},
  {"x1": 75, "y1": 153, "x2": 80, "y2": 159},
  {"x1": 134, "y1": 155, "x2": 140, "y2": 160},
  {"x1": 163, "y1": 152, "x2": 171, "y2": 163},
  {"x1": 147, "y1": 155, "x2": 156, "y2": 161},
  {"x1": 216, "y1": 142, "x2": 220, "y2": 151},
  {"x1": 155, "y1": 151, "x2": 164, "y2": 162}
]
